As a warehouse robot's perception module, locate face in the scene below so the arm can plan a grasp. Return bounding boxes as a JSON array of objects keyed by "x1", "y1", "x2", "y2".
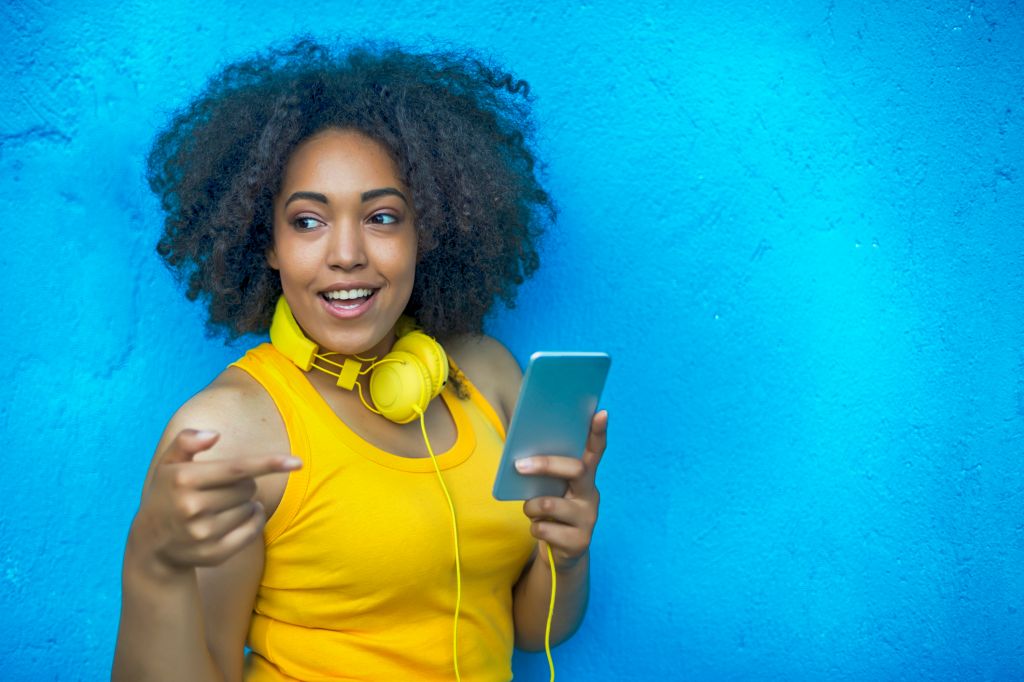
[{"x1": 268, "y1": 128, "x2": 417, "y2": 357}]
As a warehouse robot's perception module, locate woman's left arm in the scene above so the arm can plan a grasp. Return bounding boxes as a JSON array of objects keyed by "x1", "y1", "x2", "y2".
[{"x1": 511, "y1": 410, "x2": 609, "y2": 650}]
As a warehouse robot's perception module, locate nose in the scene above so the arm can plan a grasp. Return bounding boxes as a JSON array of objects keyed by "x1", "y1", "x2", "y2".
[{"x1": 326, "y1": 220, "x2": 367, "y2": 271}]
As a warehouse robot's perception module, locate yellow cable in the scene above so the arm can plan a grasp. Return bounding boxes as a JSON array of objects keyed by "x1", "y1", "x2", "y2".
[
  {"x1": 416, "y1": 407, "x2": 462, "y2": 682},
  {"x1": 413, "y1": 404, "x2": 554, "y2": 682},
  {"x1": 545, "y1": 543, "x2": 557, "y2": 682}
]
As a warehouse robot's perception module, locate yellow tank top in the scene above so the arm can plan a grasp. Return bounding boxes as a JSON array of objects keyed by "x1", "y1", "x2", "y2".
[{"x1": 231, "y1": 344, "x2": 535, "y2": 682}]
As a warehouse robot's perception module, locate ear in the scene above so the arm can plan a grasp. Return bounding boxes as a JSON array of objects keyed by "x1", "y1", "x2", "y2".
[{"x1": 266, "y1": 246, "x2": 279, "y2": 270}]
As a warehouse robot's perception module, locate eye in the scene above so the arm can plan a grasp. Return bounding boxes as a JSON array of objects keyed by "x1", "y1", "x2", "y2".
[
  {"x1": 291, "y1": 216, "x2": 323, "y2": 231},
  {"x1": 369, "y1": 212, "x2": 399, "y2": 226}
]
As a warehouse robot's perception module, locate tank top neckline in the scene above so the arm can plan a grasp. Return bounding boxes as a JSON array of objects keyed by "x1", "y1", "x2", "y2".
[{"x1": 260, "y1": 343, "x2": 476, "y2": 472}]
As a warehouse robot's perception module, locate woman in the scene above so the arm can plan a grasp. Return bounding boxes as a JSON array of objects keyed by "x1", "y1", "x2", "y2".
[{"x1": 113, "y1": 40, "x2": 608, "y2": 682}]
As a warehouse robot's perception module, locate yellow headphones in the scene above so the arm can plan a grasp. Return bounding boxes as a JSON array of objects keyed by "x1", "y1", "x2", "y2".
[{"x1": 268, "y1": 296, "x2": 449, "y2": 423}]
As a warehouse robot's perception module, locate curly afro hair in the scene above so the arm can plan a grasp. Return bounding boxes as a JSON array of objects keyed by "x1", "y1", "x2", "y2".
[{"x1": 148, "y1": 39, "x2": 553, "y2": 340}]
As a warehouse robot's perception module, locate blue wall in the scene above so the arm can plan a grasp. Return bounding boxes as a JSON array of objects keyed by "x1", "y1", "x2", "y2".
[{"x1": 2, "y1": 1, "x2": 1022, "y2": 679}]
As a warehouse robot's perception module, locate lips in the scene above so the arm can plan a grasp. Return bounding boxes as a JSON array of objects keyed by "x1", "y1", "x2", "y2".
[{"x1": 319, "y1": 286, "x2": 379, "y2": 316}]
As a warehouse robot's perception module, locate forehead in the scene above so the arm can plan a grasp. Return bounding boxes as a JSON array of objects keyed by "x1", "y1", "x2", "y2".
[{"x1": 280, "y1": 128, "x2": 403, "y2": 191}]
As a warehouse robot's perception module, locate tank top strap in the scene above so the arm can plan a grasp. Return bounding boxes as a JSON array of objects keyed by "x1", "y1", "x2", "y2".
[{"x1": 447, "y1": 356, "x2": 507, "y2": 439}]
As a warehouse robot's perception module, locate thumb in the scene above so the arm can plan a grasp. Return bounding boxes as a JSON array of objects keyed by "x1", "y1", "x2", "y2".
[{"x1": 162, "y1": 429, "x2": 220, "y2": 465}]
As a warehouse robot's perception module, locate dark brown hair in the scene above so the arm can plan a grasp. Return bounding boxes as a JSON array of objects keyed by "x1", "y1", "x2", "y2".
[{"x1": 148, "y1": 39, "x2": 553, "y2": 339}]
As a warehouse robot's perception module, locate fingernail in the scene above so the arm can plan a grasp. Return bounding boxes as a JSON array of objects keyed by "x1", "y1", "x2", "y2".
[
  {"x1": 195, "y1": 430, "x2": 218, "y2": 439},
  {"x1": 515, "y1": 458, "x2": 536, "y2": 473},
  {"x1": 283, "y1": 457, "x2": 303, "y2": 469}
]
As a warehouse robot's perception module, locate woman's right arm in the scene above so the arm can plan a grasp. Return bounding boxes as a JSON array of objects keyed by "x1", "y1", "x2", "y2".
[{"x1": 112, "y1": 381, "x2": 299, "y2": 682}]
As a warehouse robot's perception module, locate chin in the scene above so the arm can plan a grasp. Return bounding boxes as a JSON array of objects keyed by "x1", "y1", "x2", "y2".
[{"x1": 320, "y1": 329, "x2": 394, "y2": 358}]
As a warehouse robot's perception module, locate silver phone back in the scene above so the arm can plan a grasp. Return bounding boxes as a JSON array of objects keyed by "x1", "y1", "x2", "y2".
[{"x1": 492, "y1": 352, "x2": 611, "y2": 501}]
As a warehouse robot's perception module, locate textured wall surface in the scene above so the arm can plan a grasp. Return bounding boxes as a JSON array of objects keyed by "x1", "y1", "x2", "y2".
[{"x1": 1, "y1": 0, "x2": 1022, "y2": 680}]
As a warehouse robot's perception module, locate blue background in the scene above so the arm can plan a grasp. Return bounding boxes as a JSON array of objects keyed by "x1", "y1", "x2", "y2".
[{"x1": 2, "y1": 1, "x2": 1023, "y2": 680}]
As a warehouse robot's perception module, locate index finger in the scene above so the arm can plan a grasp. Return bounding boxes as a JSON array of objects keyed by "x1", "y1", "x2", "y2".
[
  {"x1": 513, "y1": 411, "x2": 609, "y2": 497},
  {"x1": 185, "y1": 454, "x2": 303, "y2": 490}
]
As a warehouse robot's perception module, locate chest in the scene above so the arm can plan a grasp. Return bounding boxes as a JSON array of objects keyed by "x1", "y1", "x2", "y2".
[
  {"x1": 260, "y1": 408, "x2": 534, "y2": 604},
  {"x1": 324, "y1": 390, "x2": 459, "y2": 458}
]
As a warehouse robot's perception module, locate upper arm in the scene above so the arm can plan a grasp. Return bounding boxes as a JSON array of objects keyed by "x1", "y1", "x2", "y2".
[
  {"x1": 196, "y1": 542, "x2": 265, "y2": 680},
  {"x1": 147, "y1": 370, "x2": 285, "y2": 680}
]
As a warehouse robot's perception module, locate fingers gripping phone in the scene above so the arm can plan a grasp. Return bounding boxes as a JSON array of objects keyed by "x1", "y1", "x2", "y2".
[{"x1": 492, "y1": 352, "x2": 611, "y2": 501}]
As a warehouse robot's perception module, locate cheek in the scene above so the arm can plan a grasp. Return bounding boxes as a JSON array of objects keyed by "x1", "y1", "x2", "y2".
[
  {"x1": 399, "y1": 241, "x2": 419, "y2": 286},
  {"x1": 271, "y1": 235, "x2": 320, "y2": 282},
  {"x1": 383, "y1": 230, "x2": 418, "y2": 283}
]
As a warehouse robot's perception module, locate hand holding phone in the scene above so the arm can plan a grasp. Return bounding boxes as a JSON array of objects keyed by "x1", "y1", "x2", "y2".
[{"x1": 492, "y1": 352, "x2": 611, "y2": 501}]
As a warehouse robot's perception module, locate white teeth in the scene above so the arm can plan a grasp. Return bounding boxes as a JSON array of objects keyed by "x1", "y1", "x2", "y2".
[{"x1": 323, "y1": 288, "x2": 374, "y2": 301}]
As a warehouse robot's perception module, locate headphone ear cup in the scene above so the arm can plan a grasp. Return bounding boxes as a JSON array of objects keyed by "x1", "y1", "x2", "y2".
[
  {"x1": 391, "y1": 331, "x2": 449, "y2": 399},
  {"x1": 368, "y1": 350, "x2": 433, "y2": 424},
  {"x1": 269, "y1": 296, "x2": 317, "y2": 371}
]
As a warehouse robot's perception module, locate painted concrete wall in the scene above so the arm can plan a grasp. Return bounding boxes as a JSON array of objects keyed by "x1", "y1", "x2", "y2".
[{"x1": 2, "y1": 0, "x2": 1022, "y2": 679}]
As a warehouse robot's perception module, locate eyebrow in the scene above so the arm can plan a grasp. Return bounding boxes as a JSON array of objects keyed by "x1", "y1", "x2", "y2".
[
  {"x1": 283, "y1": 187, "x2": 409, "y2": 207},
  {"x1": 284, "y1": 191, "x2": 328, "y2": 207},
  {"x1": 361, "y1": 187, "x2": 409, "y2": 205}
]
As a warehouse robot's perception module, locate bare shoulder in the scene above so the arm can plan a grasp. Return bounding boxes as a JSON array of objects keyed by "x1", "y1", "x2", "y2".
[
  {"x1": 443, "y1": 334, "x2": 523, "y2": 423},
  {"x1": 162, "y1": 367, "x2": 283, "y2": 453},
  {"x1": 148, "y1": 366, "x2": 290, "y2": 504}
]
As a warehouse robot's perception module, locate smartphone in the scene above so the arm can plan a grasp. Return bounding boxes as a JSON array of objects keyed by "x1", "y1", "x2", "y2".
[{"x1": 492, "y1": 352, "x2": 611, "y2": 501}]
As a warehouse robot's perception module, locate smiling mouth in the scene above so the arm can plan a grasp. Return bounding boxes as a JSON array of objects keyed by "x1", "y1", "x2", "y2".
[{"x1": 321, "y1": 288, "x2": 377, "y2": 310}]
